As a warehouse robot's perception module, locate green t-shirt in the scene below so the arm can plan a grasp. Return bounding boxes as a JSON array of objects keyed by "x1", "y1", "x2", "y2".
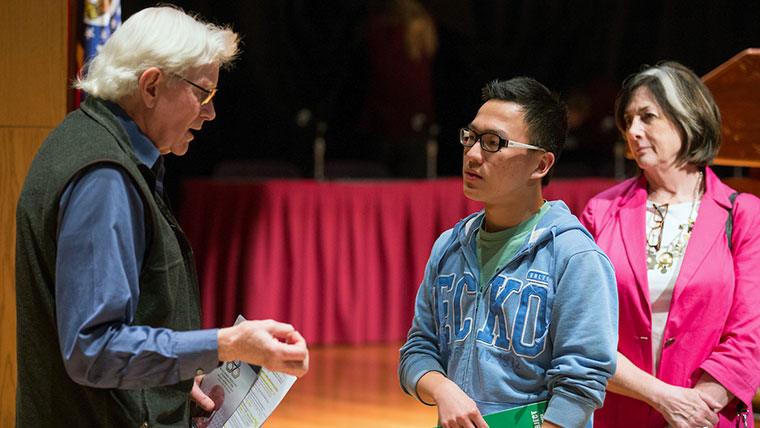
[{"x1": 477, "y1": 202, "x2": 550, "y2": 289}]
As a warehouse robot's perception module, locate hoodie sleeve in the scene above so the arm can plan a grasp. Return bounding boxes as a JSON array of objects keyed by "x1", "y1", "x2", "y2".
[
  {"x1": 398, "y1": 230, "x2": 453, "y2": 404},
  {"x1": 543, "y1": 242, "x2": 619, "y2": 428}
]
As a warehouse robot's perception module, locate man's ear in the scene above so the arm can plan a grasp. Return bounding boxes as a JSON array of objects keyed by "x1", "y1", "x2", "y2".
[
  {"x1": 138, "y1": 67, "x2": 163, "y2": 108},
  {"x1": 531, "y1": 151, "x2": 555, "y2": 180}
]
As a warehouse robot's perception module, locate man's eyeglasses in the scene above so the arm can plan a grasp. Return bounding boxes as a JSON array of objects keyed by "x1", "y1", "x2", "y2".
[
  {"x1": 170, "y1": 72, "x2": 217, "y2": 106},
  {"x1": 459, "y1": 127, "x2": 545, "y2": 153}
]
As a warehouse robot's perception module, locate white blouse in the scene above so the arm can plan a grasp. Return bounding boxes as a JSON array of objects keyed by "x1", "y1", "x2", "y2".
[{"x1": 645, "y1": 200, "x2": 700, "y2": 374}]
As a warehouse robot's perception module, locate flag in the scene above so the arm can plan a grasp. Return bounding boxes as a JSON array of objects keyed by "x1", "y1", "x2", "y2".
[{"x1": 77, "y1": 0, "x2": 122, "y2": 105}]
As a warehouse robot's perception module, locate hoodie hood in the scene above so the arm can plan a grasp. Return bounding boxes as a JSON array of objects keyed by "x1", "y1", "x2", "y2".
[{"x1": 448, "y1": 200, "x2": 593, "y2": 269}]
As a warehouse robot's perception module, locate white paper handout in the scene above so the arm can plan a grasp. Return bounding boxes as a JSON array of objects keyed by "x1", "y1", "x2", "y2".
[{"x1": 192, "y1": 315, "x2": 297, "y2": 428}]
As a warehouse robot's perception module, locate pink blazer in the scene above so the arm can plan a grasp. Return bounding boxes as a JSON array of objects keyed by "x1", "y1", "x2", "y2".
[{"x1": 580, "y1": 167, "x2": 760, "y2": 428}]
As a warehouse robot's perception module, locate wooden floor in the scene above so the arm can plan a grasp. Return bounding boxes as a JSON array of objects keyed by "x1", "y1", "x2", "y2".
[
  {"x1": 264, "y1": 343, "x2": 760, "y2": 428},
  {"x1": 263, "y1": 342, "x2": 437, "y2": 428}
]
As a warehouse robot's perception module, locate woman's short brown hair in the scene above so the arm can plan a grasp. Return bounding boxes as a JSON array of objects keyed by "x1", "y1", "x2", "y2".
[{"x1": 614, "y1": 61, "x2": 722, "y2": 167}]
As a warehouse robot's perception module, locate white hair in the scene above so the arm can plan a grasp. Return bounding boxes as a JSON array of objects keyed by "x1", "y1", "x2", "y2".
[{"x1": 75, "y1": 6, "x2": 239, "y2": 101}]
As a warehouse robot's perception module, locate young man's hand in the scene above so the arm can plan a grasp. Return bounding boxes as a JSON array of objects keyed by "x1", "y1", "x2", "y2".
[{"x1": 417, "y1": 371, "x2": 489, "y2": 428}]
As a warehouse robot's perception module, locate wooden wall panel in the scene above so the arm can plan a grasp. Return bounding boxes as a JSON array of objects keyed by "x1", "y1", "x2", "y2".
[
  {"x1": 0, "y1": 1, "x2": 68, "y2": 127},
  {"x1": 0, "y1": 128, "x2": 50, "y2": 428},
  {"x1": 1, "y1": 0, "x2": 69, "y2": 425}
]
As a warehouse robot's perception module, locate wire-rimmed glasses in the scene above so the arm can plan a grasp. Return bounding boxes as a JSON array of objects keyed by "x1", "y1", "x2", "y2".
[{"x1": 170, "y1": 72, "x2": 217, "y2": 106}]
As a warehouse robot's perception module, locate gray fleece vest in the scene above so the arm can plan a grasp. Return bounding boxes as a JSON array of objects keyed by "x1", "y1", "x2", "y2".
[{"x1": 15, "y1": 96, "x2": 201, "y2": 427}]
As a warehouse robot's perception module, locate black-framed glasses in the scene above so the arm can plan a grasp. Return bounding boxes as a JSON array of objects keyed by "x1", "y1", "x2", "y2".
[
  {"x1": 647, "y1": 203, "x2": 668, "y2": 251},
  {"x1": 459, "y1": 127, "x2": 545, "y2": 153},
  {"x1": 170, "y1": 72, "x2": 217, "y2": 106}
]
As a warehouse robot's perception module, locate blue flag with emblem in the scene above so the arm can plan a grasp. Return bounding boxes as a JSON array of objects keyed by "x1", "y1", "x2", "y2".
[{"x1": 79, "y1": 0, "x2": 121, "y2": 101}]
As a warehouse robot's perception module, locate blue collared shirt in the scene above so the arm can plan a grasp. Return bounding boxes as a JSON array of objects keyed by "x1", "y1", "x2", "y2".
[{"x1": 55, "y1": 102, "x2": 219, "y2": 389}]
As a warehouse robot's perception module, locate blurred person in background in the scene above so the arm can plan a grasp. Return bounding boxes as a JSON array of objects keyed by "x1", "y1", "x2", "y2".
[{"x1": 359, "y1": 0, "x2": 438, "y2": 177}]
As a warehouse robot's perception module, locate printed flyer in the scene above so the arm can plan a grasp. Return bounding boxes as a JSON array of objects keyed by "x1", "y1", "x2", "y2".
[{"x1": 192, "y1": 316, "x2": 297, "y2": 428}]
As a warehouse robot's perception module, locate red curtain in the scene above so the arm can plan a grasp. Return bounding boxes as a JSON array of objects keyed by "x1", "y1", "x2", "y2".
[{"x1": 179, "y1": 177, "x2": 618, "y2": 345}]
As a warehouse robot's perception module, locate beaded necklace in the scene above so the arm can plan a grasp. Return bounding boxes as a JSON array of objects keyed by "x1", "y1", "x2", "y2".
[{"x1": 646, "y1": 171, "x2": 703, "y2": 274}]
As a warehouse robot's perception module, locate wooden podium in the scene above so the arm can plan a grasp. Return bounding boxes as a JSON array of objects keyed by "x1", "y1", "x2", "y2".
[
  {"x1": 702, "y1": 46, "x2": 760, "y2": 421},
  {"x1": 702, "y1": 48, "x2": 760, "y2": 196}
]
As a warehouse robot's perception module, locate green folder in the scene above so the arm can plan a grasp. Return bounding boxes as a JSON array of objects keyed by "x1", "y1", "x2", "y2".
[{"x1": 435, "y1": 400, "x2": 547, "y2": 428}]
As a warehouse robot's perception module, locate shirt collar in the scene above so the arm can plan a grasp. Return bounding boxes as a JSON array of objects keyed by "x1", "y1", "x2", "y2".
[
  {"x1": 104, "y1": 101, "x2": 166, "y2": 195},
  {"x1": 103, "y1": 101, "x2": 161, "y2": 170}
]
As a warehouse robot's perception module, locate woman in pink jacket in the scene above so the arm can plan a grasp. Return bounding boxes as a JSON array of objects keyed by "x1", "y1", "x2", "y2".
[{"x1": 580, "y1": 61, "x2": 760, "y2": 428}]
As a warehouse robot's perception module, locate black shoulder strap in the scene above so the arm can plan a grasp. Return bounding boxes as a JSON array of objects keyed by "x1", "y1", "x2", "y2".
[{"x1": 726, "y1": 192, "x2": 740, "y2": 251}]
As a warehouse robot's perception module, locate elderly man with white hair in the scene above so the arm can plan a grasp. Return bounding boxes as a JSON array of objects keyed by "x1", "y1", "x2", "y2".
[{"x1": 15, "y1": 6, "x2": 308, "y2": 427}]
